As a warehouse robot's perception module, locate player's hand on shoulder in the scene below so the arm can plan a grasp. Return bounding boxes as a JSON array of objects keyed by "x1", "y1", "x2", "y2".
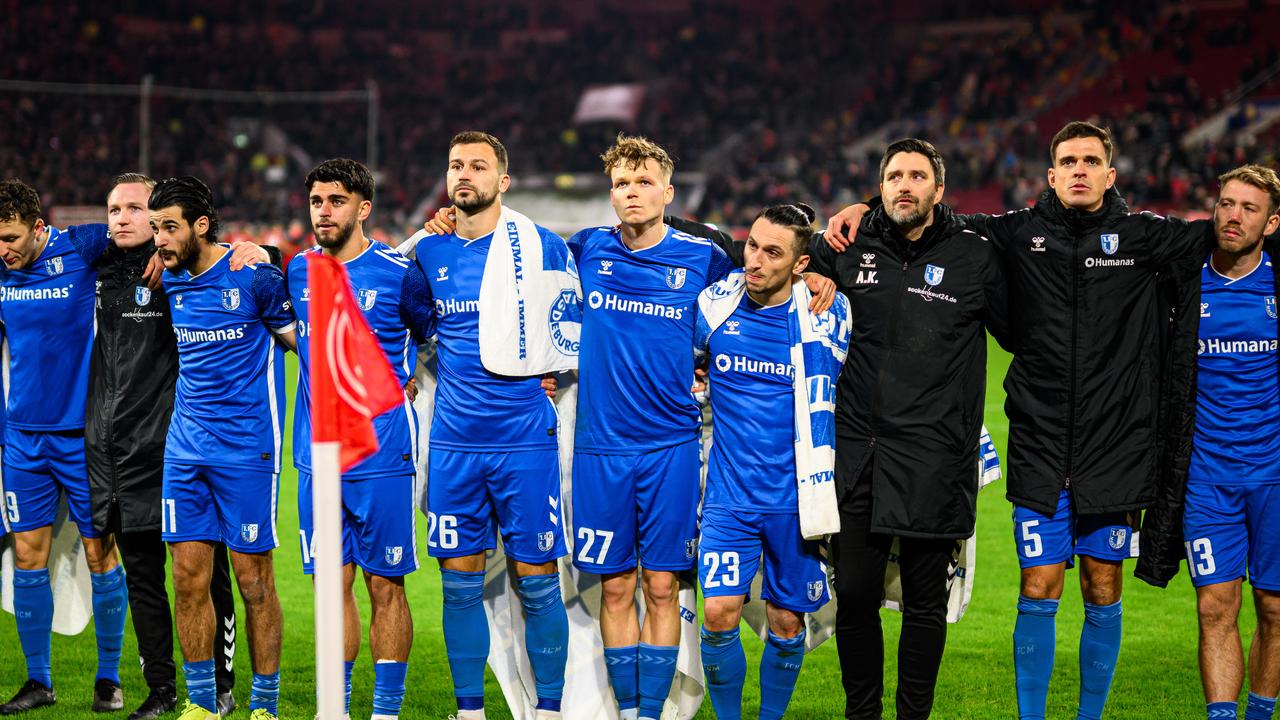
[
  {"x1": 824, "y1": 203, "x2": 870, "y2": 252},
  {"x1": 541, "y1": 374, "x2": 557, "y2": 400},
  {"x1": 423, "y1": 207, "x2": 457, "y2": 236},
  {"x1": 143, "y1": 250, "x2": 164, "y2": 290},
  {"x1": 803, "y1": 273, "x2": 836, "y2": 314},
  {"x1": 404, "y1": 377, "x2": 418, "y2": 402},
  {"x1": 228, "y1": 240, "x2": 270, "y2": 270},
  {"x1": 691, "y1": 366, "x2": 708, "y2": 396}
]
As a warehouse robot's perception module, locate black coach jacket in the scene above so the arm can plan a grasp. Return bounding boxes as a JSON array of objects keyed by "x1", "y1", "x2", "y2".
[
  {"x1": 809, "y1": 203, "x2": 1009, "y2": 539},
  {"x1": 86, "y1": 242, "x2": 177, "y2": 533},
  {"x1": 1137, "y1": 235, "x2": 1280, "y2": 587},
  {"x1": 962, "y1": 189, "x2": 1213, "y2": 516}
]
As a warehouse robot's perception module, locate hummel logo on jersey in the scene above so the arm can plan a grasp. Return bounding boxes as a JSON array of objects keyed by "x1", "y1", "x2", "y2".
[
  {"x1": 1268, "y1": 296, "x2": 1277, "y2": 319},
  {"x1": 1031, "y1": 236, "x2": 1047, "y2": 252},
  {"x1": 924, "y1": 264, "x2": 945, "y2": 286},
  {"x1": 598, "y1": 260, "x2": 614, "y2": 275},
  {"x1": 301, "y1": 287, "x2": 311, "y2": 302},
  {"x1": 174, "y1": 294, "x2": 184, "y2": 309},
  {"x1": 1100, "y1": 233, "x2": 1120, "y2": 255},
  {"x1": 221, "y1": 288, "x2": 241, "y2": 311},
  {"x1": 135, "y1": 286, "x2": 152, "y2": 306},
  {"x1": 357, "y1": 288, "x2": 377, "y2": 311},
  {"x1": 860, "y1": 252, "x2": 877, "y2": 268},
  {"x1": 666, "y1": 267, "x2": 687, "y2": 289},
  {"x1": 437, "y1": 266, "x2": 449, "y2": 281},
  {"x1": 855, "y1": 270, "x2": 877, "y2": 285},
  {"x1": 45, "y1": 256, "x2": 64, "y2": 275},
  {"x1": 725, "y1": 320, "x2": 741, "y2": 335},
  {"x1": 1200, "y1": 302, "x2": 1211, "y2": 317}
]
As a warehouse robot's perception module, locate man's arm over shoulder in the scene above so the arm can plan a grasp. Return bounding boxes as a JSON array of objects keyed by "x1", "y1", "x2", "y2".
[
  {"x1": 249, "y1": 264, "x2": 297, "y2": 333},
  {"x1": 68, "y1": 223, "x2": 111, "y2": 266},
  {"x1": 974, "y1": 232, "x2": 1012, "y2": 351},
  {"x1": 399, "y1": 260, "x2": 437, "y2": 344},
  {"x1": 955, "y1": 208, "x2": 1030, "y2": 255},
  {"x1": 667, "y1": 215, "x2": 741, "y2": 268},
  {"x1": 1140, "y1": 213, "x2": 1214, "y2": 271},
  {"x1": 806, "y1": 230, "x2": 838, "y2": 280}
]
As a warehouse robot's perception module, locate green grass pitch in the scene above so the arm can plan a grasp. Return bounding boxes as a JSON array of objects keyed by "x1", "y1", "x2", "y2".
[{"x1": 0, "y1": 341, "x2": 1260, "y2": 718}]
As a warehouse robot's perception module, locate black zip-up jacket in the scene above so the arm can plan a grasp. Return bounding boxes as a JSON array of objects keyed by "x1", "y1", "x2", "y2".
[
  {"x1": 1137, "y1": 235, "x2": 1280, "y2": 587},
  {"x1": 962, "y1": 189, "x2": 1213, "y2": 515},
  {"x1": 808, "y1": 203, "x2": 1009, "y2": 539},
  {"x1": 87, "y1": 242, "x2": 281, "y2": 533},
  {"x1": 86, "y1": 242, "x2": 176, "y2": 533}
]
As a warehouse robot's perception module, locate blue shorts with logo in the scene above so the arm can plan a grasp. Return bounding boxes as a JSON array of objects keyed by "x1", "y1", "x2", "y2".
[
  {"x1": 4, "y1": 429, "x2": 100, "y2": 538},
  {"x1": 426, "y1": 447, "x2": 566, "y2": 564},
  {"x1": 571, "y1": 439, "x2": 701, "y2": 574},
  {"x1": 698, "y1": 505, "x2": 829, "y2": 613},
  {"x1": 298, "y1": 472, "x2": 418, "y2": 577},
  {"x1": 1183, "y1": 482, "x2": 1280, "y2": 590},
  {"x1": 1013, "y1": 489, "x2": 1134, "y2": 569},
  {"x1": 161, "y1": 462, "x2": 279, "y2": 553}
]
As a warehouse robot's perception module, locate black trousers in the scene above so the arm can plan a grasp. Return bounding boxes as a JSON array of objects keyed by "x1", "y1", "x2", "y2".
[
  {"x1": 832, "y1": 458, "x2": 955, "y2": 720},
  {"x1": 112, "y1": 515, "x2": 237, "y2": 693}
]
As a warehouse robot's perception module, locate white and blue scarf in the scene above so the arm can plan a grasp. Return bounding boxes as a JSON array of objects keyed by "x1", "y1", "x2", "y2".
[{"x1": 696, "y1": 270, "x2": 851, "y2": 539}]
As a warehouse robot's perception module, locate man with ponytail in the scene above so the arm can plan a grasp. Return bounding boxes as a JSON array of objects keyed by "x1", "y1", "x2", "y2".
[{"x1": 693, "y1": 202, "x2": 850, "y2": 719}]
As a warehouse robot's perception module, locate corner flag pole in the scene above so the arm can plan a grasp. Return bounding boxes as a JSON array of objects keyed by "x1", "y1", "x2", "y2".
[{"x1": 311, "y1": 440, "x2": 345, "y2": 719}]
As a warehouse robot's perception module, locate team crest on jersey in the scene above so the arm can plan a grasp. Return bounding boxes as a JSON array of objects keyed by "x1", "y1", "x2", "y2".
[
  {"x1": 385, "y1": 546, "x2": 403, "y2": 566},
  {"x1": 1267, "y1": 296, "x2": 1277, "y2": 319},
  {"x1": 135, "y1": 286, "x2": 152, "y2": 306},
  {"x1": 241, "y1": 523, "x2": 259, "y2": 543},
  {"x1": 924, "y1": 264, "x2": 945, "y2": 286},
  {"x1": 358, "y1": 289, "x2": 378, "y2": 311},
  {"x1": 44, "y1": 256, "x2": 63, "y2": 276},
  {"x1": 221, "y1": 288, "x2": 241, "y2": 311},
  {"x1": 807, "y1": 580, "x2": 825, "y2": 602},
  {"x1": 537, "y1": 531, "x2": 555, "y2": 553},
  {"x1": 666, "y1": 267, "x2": 687, "y2": 290},
  {"x1": 685, "y1": 538, "x2": 697, "y2": 559},
  {"x1": 547, "y1": 288, "x2": 582, "y2": 356},
  {"x1": 1107, "y1": 527, "x2": 1127, "y2": 550},
  {"x1": 1100, "y1": 233, "x2": 1120, "y2": 255},
  {"x1": 725, "y1": 320, "x2": 741, "y2": 335}
]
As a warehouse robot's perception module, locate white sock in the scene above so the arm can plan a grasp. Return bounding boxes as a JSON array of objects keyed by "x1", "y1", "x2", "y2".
[
  {"x1": 620, "y1": 710, "x2": 640, "y2": 720},
  {"x1": 455, "y1": 710, "x2": 486, "y2": 720},
  {"x1": 534, "y1": 711, "x2": 562, "y2": 720}
]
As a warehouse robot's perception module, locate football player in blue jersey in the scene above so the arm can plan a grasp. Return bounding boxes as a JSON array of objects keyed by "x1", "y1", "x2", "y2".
[
  {"x1": 1182, "y1": 165, "x2": 1280, "y2": 720},
  {"x1": 0, "y1": 179, "x2": 129, "y2": 715},
  {"x1": 149, "y1": 177, "x2": 297, "y2": 720},
  {"x1": 288, "y1": 158, "x2": 435, "y2": 720},
  {"x1": 415, "y1": 132, "x2": 570, "y2": 720},
  {"x1": 693, "y1": 203, "x2": 848, "y2": 720},
  {"x1": 567, "y1": 136, "x2": 737, "y2": 720}
]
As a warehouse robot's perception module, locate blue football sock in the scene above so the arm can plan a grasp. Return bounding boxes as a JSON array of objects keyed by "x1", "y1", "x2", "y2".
[
  {"x1": 604, "y1": 644, "x2": 640, "y2": 712},
  {"x1": 344, "y1": 660, "x2": 355, "y2": 714},
  {"x1": 183, "y1": 659, "x2": 217, "y2": 712},
  {"x1": 13, "y1": 568, "x2": 54, "y2": 688},
  {"x1": 517, "y1": 573, "x2": 568, "y2": 711},
  {"x1": 250, "y1": 670, "x2": 280, "y2": 714},
  {"x1": 1247, "y1": 693, "x2": 1277, "y2": 720},
  {"x1": 1209, "y1": 701, "x2": 1239, "y2": 719},
  {"x1": 373, "y1": 660, "x2": 408, "y2": 716},
  {"x1": 637, "y1": 643, "x2": 679, "y2": 719},
  {"x1": 441, "y1": 569, "x2": 488, "y2": 711},
  {"x1": 90, "y1": 565, "x2": 128, "y2": 684},
  {"x1": 1014, "y1": 595, "x2": 1059, "y2": 720},
  {"x1": 700, "y1": 625, "x2": 745, "y2": 720},
  {"x1": 1077, "y1": 600, "x2": 1122, "y2": 720},
  {"x1": 759, "y1": 629, "x2": 806, "y2": 720}
]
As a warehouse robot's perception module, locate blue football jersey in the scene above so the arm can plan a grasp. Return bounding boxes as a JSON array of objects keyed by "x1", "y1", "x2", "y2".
[
  {"x1": 287, "y1": 242, "x2": 436, "y2": 478},
  {"x1": 163, "y1": 252, "x2": 296, "y2": 471},
  {"x1": 416, "y1": 230, "x2": 559, "y2": 451},
  {"x1": 0, "y1": 224, "x2": 109, "y2": 433},
  {"x1": 1190, "y1": 254, "x2": 1280, "y2": 487},
  {"x1": 703, "y1": 296, "x2": 797, "y2": 511},
  {"x1": 569, "y1": 225, "x2": 734, "y2": 453}
]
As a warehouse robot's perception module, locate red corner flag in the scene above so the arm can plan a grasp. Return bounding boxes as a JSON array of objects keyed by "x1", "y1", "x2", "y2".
[{"x1": 309, "y1": 253, "x2": 404, "y2": 471}]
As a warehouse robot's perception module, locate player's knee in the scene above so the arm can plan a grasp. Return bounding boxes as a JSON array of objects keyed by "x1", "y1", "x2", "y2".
[
  {"x1": 171, "y1": 560, "x2": 211, "y2": 596},
  {"x1": 703, "y1": 599, "x2": 742, "y2": 632},
  {"x1": 1253, "y1": 589, "x2": 1280, "y2": 630},
  {"x1": 1020, "y1": 568, "x2": 1064, "y2": 600},
  {"x1": 641, "y1": 572, "x2": 679, "y2": 608},
  {"x1": 601, "y1": 574, "x2": 638, "y2": 612}
]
